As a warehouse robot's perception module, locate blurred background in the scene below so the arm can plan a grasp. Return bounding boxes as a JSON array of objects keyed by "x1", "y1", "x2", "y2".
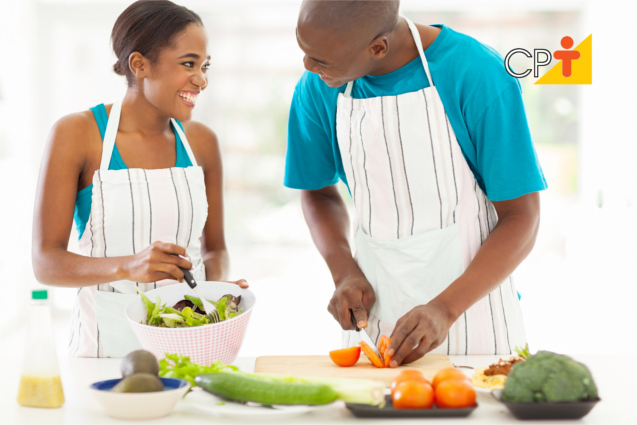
[{"x1": 0, "y1": 0, "x2": 635, "y2": 358}]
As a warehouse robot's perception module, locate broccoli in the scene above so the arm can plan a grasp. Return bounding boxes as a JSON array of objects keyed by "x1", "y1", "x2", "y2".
[{"x1": 501, "y1": 351, "x2": 598, "y2": 403}]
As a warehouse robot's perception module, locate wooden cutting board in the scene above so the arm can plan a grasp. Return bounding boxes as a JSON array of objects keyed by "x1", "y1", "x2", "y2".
[{"x1": 254, "y1": 354, "x2": 453, "y2": 386}]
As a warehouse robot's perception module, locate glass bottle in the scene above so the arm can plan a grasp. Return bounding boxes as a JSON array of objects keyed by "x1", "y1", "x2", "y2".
[{"x1": 16, "y1": 290, "x2": 65, "y2": 408}]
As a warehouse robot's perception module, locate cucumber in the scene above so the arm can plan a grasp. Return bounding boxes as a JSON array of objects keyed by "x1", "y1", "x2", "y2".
[{"x1": 195, "y1": 373, "x2": 338, "y2": 405}]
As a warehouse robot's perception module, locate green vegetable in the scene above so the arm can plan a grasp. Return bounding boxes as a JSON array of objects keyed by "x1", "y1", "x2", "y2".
[
  {"x1": 195, "y1": 373, "x2": 338, "y2": 406},
  {"x1": 134, "y1": 289, "x2": 243, "y2": 328},
  {"x1": 159, "y1": 354, "x2": 384, "y2": 406},
  {"x1": 501, "y1": 351, "x2": 598, "y2": 403},
  {"x1": 514, "y1": 343, "x2": 531, "y2": 360},
  {"x1": 244, "y1": 372, "x2": 385, "y2": 406},
  {"x1": 135, "y1": 287, "x2": 156, "y2": 323},
  {"x1": 159, "y1": 354, "x2": 238, "y2": 386}
]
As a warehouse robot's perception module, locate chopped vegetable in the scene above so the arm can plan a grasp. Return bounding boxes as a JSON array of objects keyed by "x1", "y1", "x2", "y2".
[
  {"x1": 134, "y1": 288, "x2": 243, "y2": 328},
  {"x1": 329, "y1": 346, "x2": 361, "y2": 367},
  {"x1": 378, "y1": 335, "x2": 392, "y2": 367},
  {"x1": 360, "y1": 341, "x2": 385, "y2": 368},
  {"x1": 158, "y1": 354, "x2": 238, "y2": 386}
]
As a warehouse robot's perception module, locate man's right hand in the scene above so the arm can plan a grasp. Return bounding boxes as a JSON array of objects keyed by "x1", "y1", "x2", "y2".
[{"x1": 328, "y1": 275, "x2": 376, "y2": 330}]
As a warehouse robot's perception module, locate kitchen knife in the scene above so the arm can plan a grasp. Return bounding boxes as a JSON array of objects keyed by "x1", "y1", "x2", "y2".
[{"x1": 350, "y1": 310, "x2": 382, "y2": 359}]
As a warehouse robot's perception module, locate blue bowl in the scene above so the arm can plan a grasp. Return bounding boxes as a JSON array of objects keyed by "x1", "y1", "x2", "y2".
[
  {"x1": 90, "y1": 377, "x2": 190, "y2": 419},
  {"x1": 90, "y1": 377, "x2": 188, "y2": 391}
]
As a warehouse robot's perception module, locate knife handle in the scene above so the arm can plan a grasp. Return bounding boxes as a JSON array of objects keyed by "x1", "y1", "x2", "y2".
[
  {"x1": 171, "y1": 254, "x2": 197, "y2": 289},
  {"x1": 349, "y1": 310, "x2": 361, "y2": 332}
]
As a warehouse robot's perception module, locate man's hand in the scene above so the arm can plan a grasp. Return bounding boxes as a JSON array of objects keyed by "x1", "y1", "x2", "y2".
[
  {"x1": 387, "y1": 301, "x2": 453, "y2": 367},
  {"x1": 328, "y1": 275, "x2": 376, "y2": 330}
]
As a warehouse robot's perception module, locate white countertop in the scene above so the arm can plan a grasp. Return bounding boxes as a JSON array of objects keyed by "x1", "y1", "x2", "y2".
[{"x1": 2, "y1": 353, "x2": 636, "y2": 425}]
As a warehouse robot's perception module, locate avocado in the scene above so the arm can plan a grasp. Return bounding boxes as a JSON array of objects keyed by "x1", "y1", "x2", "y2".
[
  {"x1": 121, "y1": 350, "x2": 160, "y2": 377},
  {"x1": 112, "y1": 373, "x2": 164, "y2": 393}
]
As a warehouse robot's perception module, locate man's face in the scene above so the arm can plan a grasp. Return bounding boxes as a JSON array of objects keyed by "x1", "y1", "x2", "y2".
[{"x1": 296, "y1": 23, "x2": 374, "y2": 88}]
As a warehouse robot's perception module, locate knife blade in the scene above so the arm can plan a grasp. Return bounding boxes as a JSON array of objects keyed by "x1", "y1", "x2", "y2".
[{"x1": 350, "y1": 310, "x2": 382, "y2": 359}]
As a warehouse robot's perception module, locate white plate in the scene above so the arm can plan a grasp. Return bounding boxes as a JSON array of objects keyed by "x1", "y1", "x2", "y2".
[
  {"x1": 184, "y1": 389, "x2": 335, "y2": 420},
  {"x1": 473, "y1": 385, "x2": 501, "y2": 394}
]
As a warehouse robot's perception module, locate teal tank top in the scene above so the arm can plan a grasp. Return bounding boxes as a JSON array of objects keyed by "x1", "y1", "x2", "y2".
[{"x1": 73, "y1": 104, "x2": 193, "y2": 239}]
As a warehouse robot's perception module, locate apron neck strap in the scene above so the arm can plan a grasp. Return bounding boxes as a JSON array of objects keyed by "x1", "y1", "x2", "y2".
[
  {"x1": 100, "y1": 100, "x2": 122, "y2": 170},
  {"x1": 170, "y1": 119, "x2": 198, "y2": 167},
  {"x1": 99, "y1": 100, "x2": 199, "y2": 169},
  {"x1": 341, "y1": 17, "x2": 433, "y2": 99},
  {"x1": 344, "y1": 81, "x2": 354, "y2": 98},
  {"x1": 404, "y1": 17, "x2": 434, "y2": 87}
]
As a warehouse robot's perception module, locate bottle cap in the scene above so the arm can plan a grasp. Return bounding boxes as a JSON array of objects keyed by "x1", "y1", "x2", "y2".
[{"x1": 32, "y1": 290, "x2": 48, "y2": 300}]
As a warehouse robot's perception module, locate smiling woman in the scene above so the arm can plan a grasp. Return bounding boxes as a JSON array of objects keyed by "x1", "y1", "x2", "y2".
[{"x1": 31, "y1": 0, "x2": 247, "y2": 358}]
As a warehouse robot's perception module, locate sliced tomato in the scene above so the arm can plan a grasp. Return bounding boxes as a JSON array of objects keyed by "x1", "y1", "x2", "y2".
[
  {"x1": 329, "y1": 346, "x2": 361, "y2": 367},
  {"x1": 378, "y1": 335, "x2": 392, "y2": 367},
  {"x1": 360, "y1": 341, "x2": 385, "y2": 368}
]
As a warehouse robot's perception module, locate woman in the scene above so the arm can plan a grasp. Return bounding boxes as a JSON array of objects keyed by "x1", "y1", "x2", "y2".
[{"x1": 32, "y1": 0, "x2": 247, "y2": 358}]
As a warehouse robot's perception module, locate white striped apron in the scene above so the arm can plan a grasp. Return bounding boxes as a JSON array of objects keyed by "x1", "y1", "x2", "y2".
[
  {"x1": 69, "y1": 100, "x2": 208, "y2": 358},
  {"x1": 338, "y1": 18, "x2": 525, "y2": 355}
]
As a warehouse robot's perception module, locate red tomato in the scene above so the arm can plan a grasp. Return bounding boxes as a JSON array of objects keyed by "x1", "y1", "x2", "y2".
[
  {"x1": 435, "y1": 378, "x2": 476, "y2": 408},
  {"x1": 432, "y1": 367, "x2": 470, "y2": 389},
  {"x1": 392, "y1": 381, "x2": 434, "y2": 409},
  {"x1": 390, "y1": 370, "x2": 430, "y2": 396},
  {"x1": 329, "y1": 346, "x2": 361, "y2": 367}
]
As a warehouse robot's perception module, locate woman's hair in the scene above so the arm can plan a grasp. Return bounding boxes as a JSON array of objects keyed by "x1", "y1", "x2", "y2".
[{"x1": 111, "y1": 0, "x2": 203, "y2": 86}]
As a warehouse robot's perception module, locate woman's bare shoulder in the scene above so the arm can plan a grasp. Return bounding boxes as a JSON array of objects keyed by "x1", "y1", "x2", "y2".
[
  {"x1": 181, "y1": 120, "x2": 221, "y2": 169},
  {"x1": 49, "y1": 109, "x2": 101, "y2": 146}
]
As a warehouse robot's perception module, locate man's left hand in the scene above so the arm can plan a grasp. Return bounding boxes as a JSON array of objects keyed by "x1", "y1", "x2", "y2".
[{"x1": 386, "y1": 302, "x2": 454, "y2": 367}]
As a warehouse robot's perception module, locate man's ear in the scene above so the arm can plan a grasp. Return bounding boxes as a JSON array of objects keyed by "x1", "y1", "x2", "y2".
[
  {"x1": 369, "y1": 35, "x2": 390, "y2": 59},
  {"x1": 128, "y1": 52, "x2": 149, "y2": 79}
]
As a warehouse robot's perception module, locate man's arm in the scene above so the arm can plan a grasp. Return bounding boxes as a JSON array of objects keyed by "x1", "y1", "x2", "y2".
[
  {"x1": 387, "y1": 192, "x2": 540, "y2": 366},
  {"x1": 301, "y1": 185, "x2": 376, "y2": 329}
]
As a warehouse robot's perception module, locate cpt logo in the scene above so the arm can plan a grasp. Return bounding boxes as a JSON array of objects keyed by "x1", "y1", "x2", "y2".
[{"x1": 504, "y1": 34, "x2": 592, "y2": 84}]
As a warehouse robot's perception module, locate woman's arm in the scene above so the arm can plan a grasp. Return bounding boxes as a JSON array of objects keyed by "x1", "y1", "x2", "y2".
[
  {"x1": 185, "y1": 121, "x2": 246, "y2": 287},
  {"x1": 32, "y1": 113, "x2": 191, "y2": 287}
]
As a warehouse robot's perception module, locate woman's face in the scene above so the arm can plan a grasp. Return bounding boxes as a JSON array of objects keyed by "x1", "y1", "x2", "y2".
[{"x1": 143, "y1": 23, "x2": 210, "y2": 122}]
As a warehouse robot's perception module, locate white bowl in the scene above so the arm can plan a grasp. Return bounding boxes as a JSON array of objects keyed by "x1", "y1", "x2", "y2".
[
  {"x1": 90, "y1": 377, "x2": 190, "y2": 420},
  {"x1": 126, "y1": 281, "x2": 255, "y2": 365}
]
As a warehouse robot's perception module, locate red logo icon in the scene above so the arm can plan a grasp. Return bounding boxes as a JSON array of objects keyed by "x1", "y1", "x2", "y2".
[{"x1": 553, "y1": 36, "x2": 580, "y2": 77}]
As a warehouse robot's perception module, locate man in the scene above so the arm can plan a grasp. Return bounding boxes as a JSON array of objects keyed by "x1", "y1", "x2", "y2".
[{"x1": 285, "y1": 0, "x2": 546, "y2": 366}]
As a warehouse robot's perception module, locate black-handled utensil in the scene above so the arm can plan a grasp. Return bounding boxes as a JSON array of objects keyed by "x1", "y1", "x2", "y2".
[
  {"x1": 171, "y1": 254, "x2": 220, "y2": 323},
  {"x1": 350, "y1": 310, "x2": 361, "y2": 332}
]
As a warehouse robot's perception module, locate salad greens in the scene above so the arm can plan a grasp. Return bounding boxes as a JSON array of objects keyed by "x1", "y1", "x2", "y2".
[
  {"x1": 159, "y1": 354, "x2": 238, "y2": 385},
  {"x1": 136, "y1": 288, "x2": 242, "y2": 328},
  {"x1": 514, "y1": 343, "x2": 531, "y2": 360}
]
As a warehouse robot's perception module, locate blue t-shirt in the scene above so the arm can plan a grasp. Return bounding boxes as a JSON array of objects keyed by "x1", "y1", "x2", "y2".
[
  {"x1": 284, "y1": 25, "x2": 547, "y2": 201},
  {"x1": 73, "y1": 104, "x2": 192, "y2": 239}
]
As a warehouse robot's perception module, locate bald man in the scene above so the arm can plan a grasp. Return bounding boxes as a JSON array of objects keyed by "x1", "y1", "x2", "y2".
[{"x1": 285, "y1": 1, "x2": 546, "y2": 365}]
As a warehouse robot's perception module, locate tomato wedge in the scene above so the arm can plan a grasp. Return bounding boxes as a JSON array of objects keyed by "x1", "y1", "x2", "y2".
[
  {"x1": 360, "y1": 341, "x2": 385, "y2": 368},
  {"x1": 329, "y1": 346, "x2": 361, "y2": 367},
  {"x1": 378, "y1": 335, "x2": 393, "y2": 367}
]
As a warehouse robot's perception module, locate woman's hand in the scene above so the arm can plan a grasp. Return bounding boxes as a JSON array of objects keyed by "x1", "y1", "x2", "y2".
[
  {"x1": 386, "y1": 301, "x2": 454, "y2": 367},
  {"x1": 120, "y1": 242, "x2": 192, "y2": 283}
]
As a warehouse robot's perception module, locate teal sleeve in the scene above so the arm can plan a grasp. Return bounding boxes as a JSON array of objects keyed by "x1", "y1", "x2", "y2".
[
  {"x1": 284, "y1": 78, "x2": 340, "y2": 190},
  {"x1": 470, "y1": 82, "x2": 547, "y2": 201}
]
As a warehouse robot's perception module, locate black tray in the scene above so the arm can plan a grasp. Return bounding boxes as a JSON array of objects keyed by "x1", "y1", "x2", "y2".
[
  {"x1": 345, "y1": 395, "x2": 477, "y2": 418},
  {"x1": 491, "y1": 389, "x2": 600, "y2": 420}
]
